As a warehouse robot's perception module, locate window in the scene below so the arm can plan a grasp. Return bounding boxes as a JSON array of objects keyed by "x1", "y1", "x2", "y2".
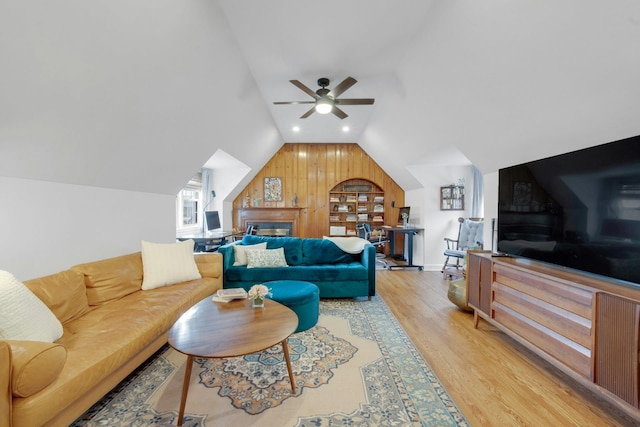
[{"x1": 176, "y1": 173, "x2": 203, "y2": 233}]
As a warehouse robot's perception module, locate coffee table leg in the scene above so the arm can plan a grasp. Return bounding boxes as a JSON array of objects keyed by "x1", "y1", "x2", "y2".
[
  {"x1": 281, "y1": 338, "x2": 296, "y2": 393},
  {"x1": 177, "y1": 355, "x2": 194, "y2": 426}
]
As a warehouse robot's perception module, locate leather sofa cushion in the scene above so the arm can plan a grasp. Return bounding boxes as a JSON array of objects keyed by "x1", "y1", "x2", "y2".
[
  {"x1": 9, "y1": 340, "x2": 66, "y2": 398},
  {"x1": 24, "y1": 269, "x2": 90, "y2": 325},
  {"x1": 71, "y1": 253, "x2": 143, "y2": 306},
  {"x1": 242, "y1": 235, "x2": 303, "y2": 265},
  {"x1": 301, "y1": 239, "x2": 360, "y2": 265}
]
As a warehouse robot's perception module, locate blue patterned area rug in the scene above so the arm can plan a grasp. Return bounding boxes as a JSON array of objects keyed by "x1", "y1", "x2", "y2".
[{"x1": 72, "y1": 296, "x2": 469, "y2": 426}]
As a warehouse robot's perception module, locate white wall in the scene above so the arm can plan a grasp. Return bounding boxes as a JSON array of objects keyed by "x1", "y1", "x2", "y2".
[
  {"x1": 483, "y1": 171, "x2": 499, "y2": 253},
  {"x1": 0, "y1": 177, "x2": 174, "y2": 281},
  {"x1": 406, "y1": 164, "x2": 477, "y2": 271}
]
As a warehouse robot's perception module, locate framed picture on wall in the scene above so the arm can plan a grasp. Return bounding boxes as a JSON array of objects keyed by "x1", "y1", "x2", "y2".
[
  {"x1": 440, "y1": 185, "x2": 464, "y2": 210},
  {"x1": 264, "y1": 177, "x2": 282, "y2": 201}
]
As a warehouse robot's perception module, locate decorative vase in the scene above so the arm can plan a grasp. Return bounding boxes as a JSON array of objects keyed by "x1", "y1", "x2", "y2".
[
  {"x1": 252, "y1": 296, "x2": 264, "y2": 308},
  {"x1": 403, "y1": 219, "x2": 409, "y2": 228}
]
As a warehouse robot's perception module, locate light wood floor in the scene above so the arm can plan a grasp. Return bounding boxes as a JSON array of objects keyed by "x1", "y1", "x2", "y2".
[{"x1": 375, "y1": 268, "x2": 638, "y2": 427}]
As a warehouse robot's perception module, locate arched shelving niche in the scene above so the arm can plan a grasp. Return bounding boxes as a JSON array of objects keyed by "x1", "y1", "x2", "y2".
[{"x1": 329, "y1": 179, "x2": 385, "y2": 237}]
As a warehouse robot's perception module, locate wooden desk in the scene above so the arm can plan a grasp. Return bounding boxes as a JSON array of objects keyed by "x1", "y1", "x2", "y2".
[
  {"x1": 177, "y1": 230, "x2": 242, "y2": 252},
  {"x1": 168, "y1": 297, "x2": 298, "y2": 425},
  {"x1": 385, "y1": 226, "x2": 424, "y2": 270}
]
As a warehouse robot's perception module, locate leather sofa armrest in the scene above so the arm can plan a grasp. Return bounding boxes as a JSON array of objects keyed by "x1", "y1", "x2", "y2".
[
  {"x1": 0, "y1": 341, "x2": 12, "y2": 427},
  {"x1": 194, "y1": 253, "x2": 222, "y2": 278}
]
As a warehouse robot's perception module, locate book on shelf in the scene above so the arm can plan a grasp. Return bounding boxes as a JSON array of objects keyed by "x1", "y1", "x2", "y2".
[
  {"x1": 357, "y1": 213, "x2": 369, "y2": 221},
  {"x1": 357, "y1": 205, "x2": 368, "y2": 213},
  {"x1": 358, "y1": 193, "x2": 368, "y2": 202},
  {"x1": 346, "y1": 229, "x2": 357, "y2": 236},
  {"x1": 346, "y1": 195, "x2": 357, "y2": 203},
  {"x1": 373, "y1": 196, "x2": 384, "y2": 203},
  {"x1": 213, "y1": 288, "x2": 248, "y2": 303},
  {"x1": 330, "y1": 225, "x2": 347, "y2": 236},
  {"x1": 374, "y1": 204, "x2": 384, "y2": 212},
  {"x1": 346, "y1": 214, "x2": 357, "y2": 222},
  {"x1": 337, "y1": 205, "x2": 349, "y2": 212},
  {"x1": 329, "y1": 215, "x2": 340, "y2": 222},
  {"x1": 372, "y1": 215, "x2": 384, "y2": 222},
  {"x1": 330, "y1": 197, "x2": 340, "y2": 203}
]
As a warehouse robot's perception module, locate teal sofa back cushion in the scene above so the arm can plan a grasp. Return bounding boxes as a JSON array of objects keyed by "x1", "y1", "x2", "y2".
[
  {"x1": 302, "y1": 239, "x2": 360, "y2": 265},
  {"x1": 242, "y1": 235, "x2": 303, "y2": 266}
]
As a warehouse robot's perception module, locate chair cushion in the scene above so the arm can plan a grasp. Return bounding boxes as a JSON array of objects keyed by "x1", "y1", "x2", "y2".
[
  {"x1": 444, "y1": 249, "x2": 466, "y2": 258},
  {"x1": 458, "y1": 219, "x2": 484, "y2": 249}
]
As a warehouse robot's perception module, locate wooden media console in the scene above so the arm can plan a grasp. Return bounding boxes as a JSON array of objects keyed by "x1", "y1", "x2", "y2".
[{"x1": 467, "y1": 251, "x2": 640, "y2": 420}]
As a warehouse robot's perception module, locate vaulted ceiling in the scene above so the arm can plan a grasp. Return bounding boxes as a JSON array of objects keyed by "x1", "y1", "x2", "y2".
[{"x1": 2, "y1": 1, "x2": 639, "y2": 196}]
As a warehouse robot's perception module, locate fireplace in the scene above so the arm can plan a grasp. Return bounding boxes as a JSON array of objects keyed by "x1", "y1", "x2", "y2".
[
  {"x1": 237, "y1": 208, "x2": 303, "y2": 237},
  {"x1": 248, "y1": 221, "x2": 292, "y2": 237}
]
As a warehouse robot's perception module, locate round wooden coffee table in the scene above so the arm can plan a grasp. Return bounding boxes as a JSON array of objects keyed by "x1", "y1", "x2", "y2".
[{"x1": 168, "y1": 297, "x2": 299, "y2": 426}]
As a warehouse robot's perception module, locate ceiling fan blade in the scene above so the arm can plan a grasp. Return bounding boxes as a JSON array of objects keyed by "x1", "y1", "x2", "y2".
[
  {"x1": 300, "y1": 106, "x2": 316, "y2": 119},
  {"x1": 329, "y1": 76, "x2": 357, "y2": 98},
  {"x1": 290, "y1": 80, "x2": 318, "y2": 99},
  {"x1": 332, "y1": 106, "x2": 348, "y2": 120},
  {"x1": 273, "y1": 101, "x2": 315, "y2": 105},
  {"x1": 335, "y1": 98, "x2": 375, "y2": 105}
]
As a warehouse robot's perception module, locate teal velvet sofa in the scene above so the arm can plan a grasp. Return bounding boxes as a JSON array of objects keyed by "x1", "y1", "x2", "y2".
[{"x1": 218, "y1": 235, "x2": 376, "y2": 299}]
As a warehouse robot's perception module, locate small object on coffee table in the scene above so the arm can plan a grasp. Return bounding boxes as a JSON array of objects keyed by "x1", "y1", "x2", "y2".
[{"x1": 213, "y1": 288, "x2": 247, "y2": 303}]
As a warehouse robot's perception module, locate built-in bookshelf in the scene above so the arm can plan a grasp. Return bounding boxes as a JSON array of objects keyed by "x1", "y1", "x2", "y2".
[{"x1": 329, "y1": 179, "x2": 385, "y2": 236}]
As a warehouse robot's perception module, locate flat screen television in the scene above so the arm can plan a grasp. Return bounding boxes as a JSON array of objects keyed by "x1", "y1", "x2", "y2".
[
  {"x1": 205, "y1": 211, "x2": 221, "y2": 231},
  {"x1": 497, "y1": 134, "x2": 640, "y2": 285}
]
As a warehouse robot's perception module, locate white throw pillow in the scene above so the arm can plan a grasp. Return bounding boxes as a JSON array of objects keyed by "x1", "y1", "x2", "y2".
[
  {"x1": 141, "y1": 240, "x2": 202, "y2": 290},
  {"x1": 233, "y1": 242, "x2": 268, "y2": 266},
  {"x1": 246, "y1": 248, "x2": 289, "y2": 268},
  {"x1": 0, "y1": 270, "x2": 63, "y2": 342}
]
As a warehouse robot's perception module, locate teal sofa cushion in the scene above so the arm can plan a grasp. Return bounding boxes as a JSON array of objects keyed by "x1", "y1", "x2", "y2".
[
  {"x1": 242, "y1": 235, "x2": 303, "y2": 266},
  {"x1": 224, "y1": 263, "x2": 367, "y2": 283},
  {"x1": 301, "y1": 239, "x2": 360, "y2": 265}
]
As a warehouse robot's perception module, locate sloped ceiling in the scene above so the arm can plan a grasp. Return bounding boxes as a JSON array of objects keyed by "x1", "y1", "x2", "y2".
[{"x1": 2, "y1": 1, "x2": 640, "y2": 195}]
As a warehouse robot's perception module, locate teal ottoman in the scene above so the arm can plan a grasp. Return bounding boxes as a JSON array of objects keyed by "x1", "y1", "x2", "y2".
[{"x1": 266, "y1": 280, "x2": 319, "y2": 332}]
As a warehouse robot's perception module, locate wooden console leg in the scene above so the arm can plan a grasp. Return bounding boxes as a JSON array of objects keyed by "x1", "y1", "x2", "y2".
[
  {"x1": 281, "y1": 338, "x2": 296, "y2": 393},
  {"x1": 177, "y1": 355, "x2": 194, "y2": 426},
  {"x1": 473, "y1": 310, "x2": 480, "y2": 329}
]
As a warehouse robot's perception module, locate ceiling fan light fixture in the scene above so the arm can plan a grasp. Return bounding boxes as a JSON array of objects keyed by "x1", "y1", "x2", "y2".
[{"x1": 315, "y1": 97, "x2": 333, "y2": 114}]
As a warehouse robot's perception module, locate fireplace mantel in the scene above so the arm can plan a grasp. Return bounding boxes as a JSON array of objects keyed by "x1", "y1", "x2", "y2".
[{"x1": 237, "y1": 208, "x2": 304, "y2": 236}]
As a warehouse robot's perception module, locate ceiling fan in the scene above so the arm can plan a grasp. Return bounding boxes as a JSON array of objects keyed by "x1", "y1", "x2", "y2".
[{"x1": 273, "y1": 76, "x2": 375, "y2": 120}]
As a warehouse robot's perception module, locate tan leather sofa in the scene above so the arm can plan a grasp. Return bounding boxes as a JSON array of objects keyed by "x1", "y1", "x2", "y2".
[{"x1": 0, "y1": 251, "x2": 222, "y2": 427}]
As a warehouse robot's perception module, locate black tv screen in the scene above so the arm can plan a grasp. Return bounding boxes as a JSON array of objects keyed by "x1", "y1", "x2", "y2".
[
  {"x1": 205, "y1": 211, "x2": 221, "y2": 231},
  {"x1": 497, "y1": 134, "x2": 640, "y2": 285}
]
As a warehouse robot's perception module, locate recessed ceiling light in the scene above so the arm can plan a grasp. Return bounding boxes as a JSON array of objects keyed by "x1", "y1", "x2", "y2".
[
  {"x1": 342, "y1": 126, "x2": 350, "y2": 132},
  {"x1": 292, "y1": 126, "x2": 300, "y2": 132}
]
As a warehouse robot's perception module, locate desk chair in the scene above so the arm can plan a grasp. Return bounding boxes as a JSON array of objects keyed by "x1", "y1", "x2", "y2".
[
  {"x1": 357, "y1": 223, "x2": 389, "y2": 267},
  {"x1": 442, "y1": 217, "x2": 484, "y2": 278}
]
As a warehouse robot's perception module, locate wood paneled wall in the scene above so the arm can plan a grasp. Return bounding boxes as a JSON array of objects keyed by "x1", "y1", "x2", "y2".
[{"x1": 232, "y1": 143, "x2": 405, "y2": 238}]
